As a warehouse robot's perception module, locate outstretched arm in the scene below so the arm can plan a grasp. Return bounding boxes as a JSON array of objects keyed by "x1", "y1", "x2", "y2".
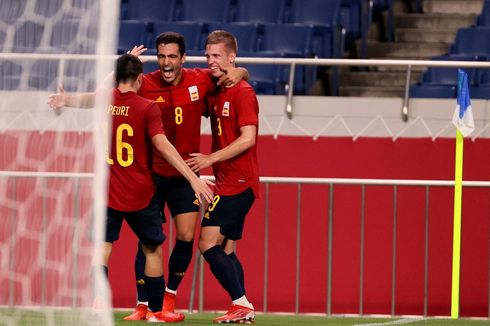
[
  {"x1": 186, "y1": 124, "x2": 256, "y2": 172},
  {"x1": 46, "y1": 46, "x2": 147, "y2": 111},
  {"x1": 47, "y1": 84, "x2": 96, "y2": 110},
  {"x1": 152, "y1": 134, "x2": 214, "y2": 203}
]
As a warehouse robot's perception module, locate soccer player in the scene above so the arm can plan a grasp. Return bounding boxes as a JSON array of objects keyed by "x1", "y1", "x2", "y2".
[
  {"x1": 186, "y1": 30, "x2": 259, "y2": 324},
  {"x1": 48, "y1": 32, "x2": 248, "y2": 322},
  {"x1": 103, "y1": 53, "x2": 213, "y2": 322}
]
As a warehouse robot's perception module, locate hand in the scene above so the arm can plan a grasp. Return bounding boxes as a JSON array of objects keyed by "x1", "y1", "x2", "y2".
[
  {"x1": 191, "y1": 178, "x2": 215, "y2": 204},
  {"x1": 47, "y1": 84, "x2": 66, "y2": 110},
  {"x1": 128, "y1": 45, "x2": 148, "y2": 62},
  {"x1": 186, "y1": 153, "x2": 214, "y2": 172},
  {"x1": 217, "y1": 66, "x2": 242, "y2": 88}
]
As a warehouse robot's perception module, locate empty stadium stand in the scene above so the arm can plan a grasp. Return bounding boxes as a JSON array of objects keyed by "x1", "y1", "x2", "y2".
[
  {"x1": 174, "y1": 0, "x2": 232, "y2": 23},
  {"x1": 117, "y1": 20, "x2": 150, "y2": 54},
  {"x1": 122, "y1": 0, "x2": 174, "y2": 21},
  {"x1": 232, "y1": 0, "x2": 286, "y2": 24}
]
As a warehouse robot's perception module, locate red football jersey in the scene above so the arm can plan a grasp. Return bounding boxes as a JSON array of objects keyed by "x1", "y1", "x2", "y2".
[
  {"x1": 138, "y1": 68, "x2": 215, "y2": 177},
  {"x1": 208, "y1": 80, "x2": 260, "y2": 197},
  {"x1": 107, "y1": 88, "x2": 164, "y2": 211}
]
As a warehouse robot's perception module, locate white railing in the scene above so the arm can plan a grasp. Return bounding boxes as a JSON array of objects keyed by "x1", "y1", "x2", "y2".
[
  {"x1": 2, "y1": 171, "x2": 490, "y2": 316},
  {"x1": 2, "y1": 53, "x2": 490, "y2": 121}
]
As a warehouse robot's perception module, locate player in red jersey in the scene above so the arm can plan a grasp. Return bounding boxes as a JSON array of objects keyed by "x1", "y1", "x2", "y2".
[
  {"x1": 104, "y1": 53, "x2": 213, "y2": 322},
  {"x1": 186, "y1": 30, "x2": 259, "y2": 324}
]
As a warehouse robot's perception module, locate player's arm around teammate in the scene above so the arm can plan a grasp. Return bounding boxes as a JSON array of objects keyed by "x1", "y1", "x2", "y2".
[{"x1": 186, "y1": 30, "x2": 260, "y2": 324}]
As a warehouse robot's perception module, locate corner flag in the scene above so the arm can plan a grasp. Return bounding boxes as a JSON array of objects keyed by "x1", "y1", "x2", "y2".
[
  {"x1": 450, "y1": 69, "x2": 474, "y2": 319},
  {"x1": 452, "y1": 69, "x2": 475, "y2": 137}
]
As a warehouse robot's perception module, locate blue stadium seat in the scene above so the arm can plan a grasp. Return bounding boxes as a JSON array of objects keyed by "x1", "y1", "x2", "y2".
[
  {"x1": 257, "y1": 23, "x2": 313, "y2": 57},
  {"x1": 49, "y1": 20, "x2": 80, "y2": 53},
  {"x1": 240, "y1": 51, "x2": 286, "y2": 95},
  {"x1": 409, "y1": 85, "x2": 456, "y2": 98},
  {"x1": 340, "y1": 0, "x2": 371, "y2": 57},
  {"x1": 207, "y1": 22, "x2": 260, "y2": 52},
  {"x1": 12, "y1": 21, "x2": 45, "y2": 53},
  {"x1": 477, "y1": 0, "x2": 490, "y2": 26},
  {"x1": 472, "y1": 68, "x2": 490, "y2": 99},
  {"x1": 287, "y1": 0, "x2": 341, "y2": 26},
  {"x1": 471, "y1": 86, "x2": 490, "y2": 99},
  {"x1": 35, "y1": 0, "x2": 63, "y2": 18},
  {"x1": 72, "y1": 0, "x2": 98, "y2": 9},
  {"x1": 0, "y1": 0, "x2": 27, "y2": 23},
  {"x1": 118, "y1": 20, "x2": 150, "y2": 54},
  {"x1": 450, "y1": 27, "x2": 490, "y2": 57},
  {"x1": 0, "y1": 60, "x2": 22, "y2": 90},
  {"x1": 28, "y1": 60, "x2": 59, "y2": 90},
  {"x1": 151, "y1": 21, "x2": 207, "y2": 52},
  {"x1": 0, "y1": 28, "x2": 6, "y2": 52},
  {"x1": 175, "y1": 0, "x2": 232, "y2": 23},
  {"x1": 124, "y1": 0, "x2": 174, "y2": 21},
  {"x1": 232, "y1": 0, "x2": 287, "y2": 24},
  {"x1": 254, "y1": 24, "x2": 315, "y2": 94},
  {"x1": 286, "y1": 0, "x2": 343, "y2": 58},
  {"x1": 410, "y1": 55, "x2": 480, "y2": 99},
  {"x1": 63, "y1": 59, "x2": 96, "y2": 92}
]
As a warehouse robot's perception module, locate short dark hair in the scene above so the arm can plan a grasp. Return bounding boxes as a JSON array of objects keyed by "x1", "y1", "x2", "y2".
[
  {"x1": 205, "y1": 30, "x2": 237, "y2": 54},
  {"x1": 155, "y1": 32, "x2": 186, "y2": 56},
  {"x1": 115, "y1": 53, "x2": 142, "y2": 84}
]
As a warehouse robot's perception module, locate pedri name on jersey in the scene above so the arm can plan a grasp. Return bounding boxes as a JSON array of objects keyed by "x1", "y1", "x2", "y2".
[{"x1": 107, "y1": 105, "x2": 129, "y2": 116}]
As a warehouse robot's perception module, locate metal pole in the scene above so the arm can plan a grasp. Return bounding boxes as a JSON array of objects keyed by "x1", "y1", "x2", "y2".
[
  {"x1": 188, "y1": 250, "x2": 200, "y2": 313},
  {"x1": 359, "y1": 185, "x2": 365, "y2": 316},
  {"x1": 401, "y1": 64, "x2": 412, "y2": 122},
  {"x1": 263, "y1": 183, "x2": 270, "y2": 313},
  {"x1": 72, "y1": 177, "x2": 80, "y2": 307},
  {"x1": 199, "y1": 251, "x2": 204, "y2": 313},
  {"x1": 9, "y1": 177, "x2": 17, "y2": 307},
  {"x1": 188, "y1": 204, "x2": 206, "y2": 313},
  {"x1": 41, "y1": 178, "x2": 47, "y2": 306},
  {"x1": 286, "y1": 62, "x2": 296, "y2": 119},
  {"x1": 391, "y1": 185, "x2": 398, "y2": 316},
  {"x1": 295, "y1": 184, "x2": 301, "y2": 314},
  {"x1": 424, "y1": 186, "x2": 429, "y2": 317},
  {"x1": 327, "y1": 183, "x2": 334, "y2": 316}
]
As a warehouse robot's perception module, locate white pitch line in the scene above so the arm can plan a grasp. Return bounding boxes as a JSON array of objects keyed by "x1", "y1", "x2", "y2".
[{"x1": 353, "y1": 318, "x2": 426, "y2": 326}]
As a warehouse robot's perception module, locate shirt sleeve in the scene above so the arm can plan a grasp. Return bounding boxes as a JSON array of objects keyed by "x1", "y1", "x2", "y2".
[
  {"x1": 236, "y1": 85, "x2": 259, "y2": 128},
  {"x1": 145, "y1": 102, "x2": 164, "y2": 138}
]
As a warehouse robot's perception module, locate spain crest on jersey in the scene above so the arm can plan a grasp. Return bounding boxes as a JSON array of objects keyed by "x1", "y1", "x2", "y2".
[
  {"x1": 188, "y1": 85, "x2": 199, "y2": 101},
  {"x1": 222, "y1": 101, "x2": 230, "y2": 117}
]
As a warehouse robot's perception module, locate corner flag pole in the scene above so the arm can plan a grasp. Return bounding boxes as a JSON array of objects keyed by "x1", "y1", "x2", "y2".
[
  {"x1": 450, "y1": 69, "x2": 474, "y2": 319},
  {"x1": 451, "y1": 129, "x2": 464, "y2": 319}
]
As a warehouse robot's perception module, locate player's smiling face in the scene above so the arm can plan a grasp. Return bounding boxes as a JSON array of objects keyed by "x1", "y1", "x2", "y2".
[
  {"x1": 157, "y1": 43, "x2": 185, "y2": 85},
  {"x1": 205, "y1": 43, "x2": 235, "y2": 78}
]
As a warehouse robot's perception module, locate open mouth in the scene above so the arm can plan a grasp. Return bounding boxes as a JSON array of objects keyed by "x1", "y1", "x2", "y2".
[{"x1": 162, "y1": 67, "x2": 174, "y2": 79}]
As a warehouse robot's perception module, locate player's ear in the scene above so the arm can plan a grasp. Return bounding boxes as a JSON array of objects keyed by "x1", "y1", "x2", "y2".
[
  {"x1": 229, "y1": 52, "x2": 236, "y2": 64},
  {"x1": 135, "y1": 73, "x2": 143, "y2": 89},
  {"x1": 181, "y1": 53, "x2": 186, "y2": 64}
]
